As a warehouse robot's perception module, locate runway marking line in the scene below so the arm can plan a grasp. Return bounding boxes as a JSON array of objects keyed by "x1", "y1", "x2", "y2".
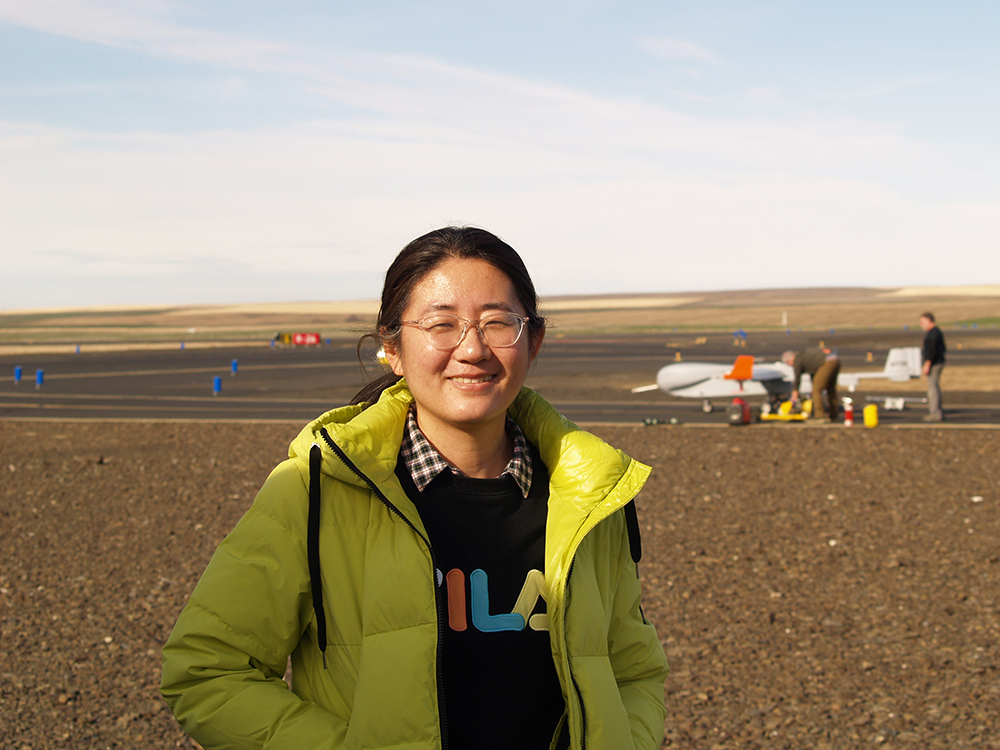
[
  {"x1": 16, "y1": 360, "x2": 360, "y2": 380},
  {"x1": 0, "y1": 393, "x2": 335, "y2": 404}
]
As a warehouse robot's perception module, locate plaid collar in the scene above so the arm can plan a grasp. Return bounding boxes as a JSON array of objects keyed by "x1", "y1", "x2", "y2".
[{"x1": 399, "y1": 406, "x2": 533, "y2": 498}]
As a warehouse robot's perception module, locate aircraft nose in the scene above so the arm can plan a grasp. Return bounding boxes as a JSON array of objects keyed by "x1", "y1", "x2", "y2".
[{"x1": 656, "y1": 363, "x2": 707, "y2": 392}]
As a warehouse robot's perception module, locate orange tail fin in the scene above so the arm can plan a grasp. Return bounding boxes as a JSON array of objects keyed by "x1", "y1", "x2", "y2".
[{"x1": 724, "y1": 355, "x2": 755, "y2": 381}]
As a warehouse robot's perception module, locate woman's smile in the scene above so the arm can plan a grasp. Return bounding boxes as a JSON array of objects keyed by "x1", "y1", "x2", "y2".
[{"x1": 449, "y1": 373, "x2": 496, "y2": 385}]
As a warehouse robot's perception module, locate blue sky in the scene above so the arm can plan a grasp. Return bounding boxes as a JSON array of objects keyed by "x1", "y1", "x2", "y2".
[{"x1": 2, "y1": 1, "x2": 998, "y2": 309}]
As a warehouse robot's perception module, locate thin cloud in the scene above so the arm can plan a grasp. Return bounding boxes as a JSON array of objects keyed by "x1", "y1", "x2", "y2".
[
  {"x1": 0, "y1": 0, "x2": 295, "y2": 70},
  {"x1": 814, "y1": 72, "x2": 949, "y2": 102},
  {"x1": 0, "y1": 0, "x2": 611, "y2": 128},
  {"x1": 637, "y1": 36, "x2": 724, "y2": 65}
]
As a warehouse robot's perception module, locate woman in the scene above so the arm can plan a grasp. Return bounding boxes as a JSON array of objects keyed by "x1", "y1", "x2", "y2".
[{"x1": 161, "y1": 226, "x2": 669, "y2": 749}]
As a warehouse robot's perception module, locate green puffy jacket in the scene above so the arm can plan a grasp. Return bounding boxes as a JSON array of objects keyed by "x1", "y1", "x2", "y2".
[{"x1": 161, "y1": 382, "x2": 668, "y2": 749}]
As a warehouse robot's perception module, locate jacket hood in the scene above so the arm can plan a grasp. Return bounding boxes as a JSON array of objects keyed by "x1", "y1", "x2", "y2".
[
  {"x1": 509, "y1": 388, "x2": 649, "y2": 511},
  {"x1": 288, "y1": 379, "x2": 415, "y2": 490},
  {"x1": 290, "y1": 380, "x2": 650, "y2": 527},
  {"x1": 507, "y1": 387, "x2": 651, "y2": 585}
]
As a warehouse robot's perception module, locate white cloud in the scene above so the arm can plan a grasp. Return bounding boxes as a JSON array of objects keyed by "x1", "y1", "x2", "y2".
[
  {"x1": 0, "y1": 0, "x2": 300, "y2": 73},
  {"x1": 814, "y1": 72, "x2": 948, "y2": 102},
  {"x1": 637, "y1": 36, "x2": 723, "y2": 65},
  {"x1": 3, "y1": 105, "x2": 998, "y2": 308},
  {"x1": 1, "y1": 2, "x2": 998, "y2": 308}
]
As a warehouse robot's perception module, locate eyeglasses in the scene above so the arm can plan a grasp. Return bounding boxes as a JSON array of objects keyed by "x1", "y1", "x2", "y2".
[{"x1": 400, "y1": 312, "x2": 528, "y2": 351}]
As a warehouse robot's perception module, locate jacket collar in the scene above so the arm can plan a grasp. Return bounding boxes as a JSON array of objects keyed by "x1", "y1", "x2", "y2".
[{"x1": 290, "y1": 381, "x2": 650, "y2": 527}]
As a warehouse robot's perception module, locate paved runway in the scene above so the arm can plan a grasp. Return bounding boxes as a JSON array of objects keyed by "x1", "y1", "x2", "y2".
[{"x1": 1, "y1": 331, "x2": 997, "y2": 426}]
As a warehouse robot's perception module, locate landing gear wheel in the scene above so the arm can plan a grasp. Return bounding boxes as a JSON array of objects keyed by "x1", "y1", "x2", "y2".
[{"x1": 701, "y1": 399, "x2": 713, "y2": 414}]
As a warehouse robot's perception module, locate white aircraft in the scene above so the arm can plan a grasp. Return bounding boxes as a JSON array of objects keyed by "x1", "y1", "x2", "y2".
[
  {"x1": 631, "y1": 347, "x2": 922, "y2": 413},
  {"x1": 837, "y1": 347, "x2": 922, "y2": 391}
]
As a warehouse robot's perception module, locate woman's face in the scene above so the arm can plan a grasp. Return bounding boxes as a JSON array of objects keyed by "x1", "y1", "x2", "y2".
[{"x1": 384, "y1": 256, "x2": 543, "y2": 442}]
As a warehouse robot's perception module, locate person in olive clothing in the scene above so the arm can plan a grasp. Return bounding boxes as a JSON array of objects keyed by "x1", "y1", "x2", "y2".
[
  {"x1": 161, "y1": 226, "x2": 669, "y2": 750},
  {"x1": 782, "y1": 346, "x2": 841, "y2": 420}
]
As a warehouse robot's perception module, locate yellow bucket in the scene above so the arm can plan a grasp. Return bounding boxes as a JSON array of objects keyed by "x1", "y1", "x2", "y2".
[{"x1": 863, "y1": 403, "x2": 879, "y2": 428}]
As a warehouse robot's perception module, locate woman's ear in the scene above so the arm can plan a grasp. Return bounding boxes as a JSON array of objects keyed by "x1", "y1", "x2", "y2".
[
  {"x1": 528, "y1": 327, "x2": 546, "y2": 363},
  {"x1": 383, "y1": 340, "x2": 405, "y2": 377}
]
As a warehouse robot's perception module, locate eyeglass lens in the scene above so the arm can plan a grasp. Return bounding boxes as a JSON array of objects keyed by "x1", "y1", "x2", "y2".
[{"x1": 419, "y1": 313, "x2": 524, "y2": 349}]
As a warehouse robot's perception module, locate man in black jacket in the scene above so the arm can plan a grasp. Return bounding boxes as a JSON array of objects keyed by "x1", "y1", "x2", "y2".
[{"x1": 919, "y1": 312, "x2": 946, "y2": 422}]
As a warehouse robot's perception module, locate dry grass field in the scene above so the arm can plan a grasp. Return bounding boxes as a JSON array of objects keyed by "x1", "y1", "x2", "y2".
[{"x1": 2, "y1": 284, "x2": 998, "y2": 352}]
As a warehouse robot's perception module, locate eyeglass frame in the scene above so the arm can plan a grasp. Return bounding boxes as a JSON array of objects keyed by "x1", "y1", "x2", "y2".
[{"x1": 398, "y1": 312, "x2": 530, "y2": 351}]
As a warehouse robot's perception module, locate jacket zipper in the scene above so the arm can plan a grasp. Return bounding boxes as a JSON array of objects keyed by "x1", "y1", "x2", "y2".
[
  {"x1": 319, "y1": 428, "x2": 450, "y2": 750},
  {"x1": 571, "y1": 673, "x2": 588, "y2": 750},
  {"x1": 560, "y1": 499, "x2": 633, "y2": 750},
  {"x1": 563, "y1": 557, "x2": 587, "y2": 750}
]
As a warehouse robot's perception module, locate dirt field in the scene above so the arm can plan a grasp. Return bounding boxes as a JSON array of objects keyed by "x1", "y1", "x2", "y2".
[{"x1": 2, "y1": 419, "x2": 998, "y2": 749}]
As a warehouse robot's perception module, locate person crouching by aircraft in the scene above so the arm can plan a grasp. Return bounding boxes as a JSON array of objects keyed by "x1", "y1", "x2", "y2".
[
  {"x1": 160, "y1": 226, "x2": 669, "y2": 750},
  {"x1": 782, "y1": 347, "x2": 841, "y2": 421}
]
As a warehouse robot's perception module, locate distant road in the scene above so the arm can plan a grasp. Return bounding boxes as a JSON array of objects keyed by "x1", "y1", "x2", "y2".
[{"x1": 1, "y1": 333, "x2": 997, "y2": 426}]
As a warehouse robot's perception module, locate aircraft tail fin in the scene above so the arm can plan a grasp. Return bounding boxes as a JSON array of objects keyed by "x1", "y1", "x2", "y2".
[
  {"x1": 883, "y1": 347, "x2": 923, "y2": 381},
  {"x1": 724, "y1": 354, "x2": 755, "y2": 381},
  {"x1": 838, "y1": 346, "x2": 923, "y2": 391}
]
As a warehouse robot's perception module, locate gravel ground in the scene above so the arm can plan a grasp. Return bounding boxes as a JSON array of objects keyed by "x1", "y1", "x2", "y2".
[{"x1": 2, "y1": 419, "x2": 998, "y2": 749}]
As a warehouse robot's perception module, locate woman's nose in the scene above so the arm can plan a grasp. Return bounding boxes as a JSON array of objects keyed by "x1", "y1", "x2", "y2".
[{"x1": 456, "y1": 323, "x2": 491, "y2": 360}]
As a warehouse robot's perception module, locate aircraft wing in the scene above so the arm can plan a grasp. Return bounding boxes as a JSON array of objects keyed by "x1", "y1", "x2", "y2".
[
  {"x1": 750, "y1": 364, "x2": 788, "y2": 381},
  {"x1": 751, "y1": 362, "x2": 795, "y2": 397}
]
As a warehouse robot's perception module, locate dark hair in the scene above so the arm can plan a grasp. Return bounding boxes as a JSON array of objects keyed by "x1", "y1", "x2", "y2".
[
  {"x1": 921, "y1": 311, "x2": 935, "y2": 323},
  {"x1": 351, "y1": 226, "x2": 546, "y2": 404}
]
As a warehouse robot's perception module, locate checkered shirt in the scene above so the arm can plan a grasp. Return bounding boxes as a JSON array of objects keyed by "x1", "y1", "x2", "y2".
[{"x1": 398, "y1": 406, "x2": 533, "y2": 498}]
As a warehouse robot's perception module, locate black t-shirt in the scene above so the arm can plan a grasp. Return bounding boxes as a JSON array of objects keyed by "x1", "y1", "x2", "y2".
[{"x1": 396, "y1": 443, "x2": 565, "y2": 750}]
